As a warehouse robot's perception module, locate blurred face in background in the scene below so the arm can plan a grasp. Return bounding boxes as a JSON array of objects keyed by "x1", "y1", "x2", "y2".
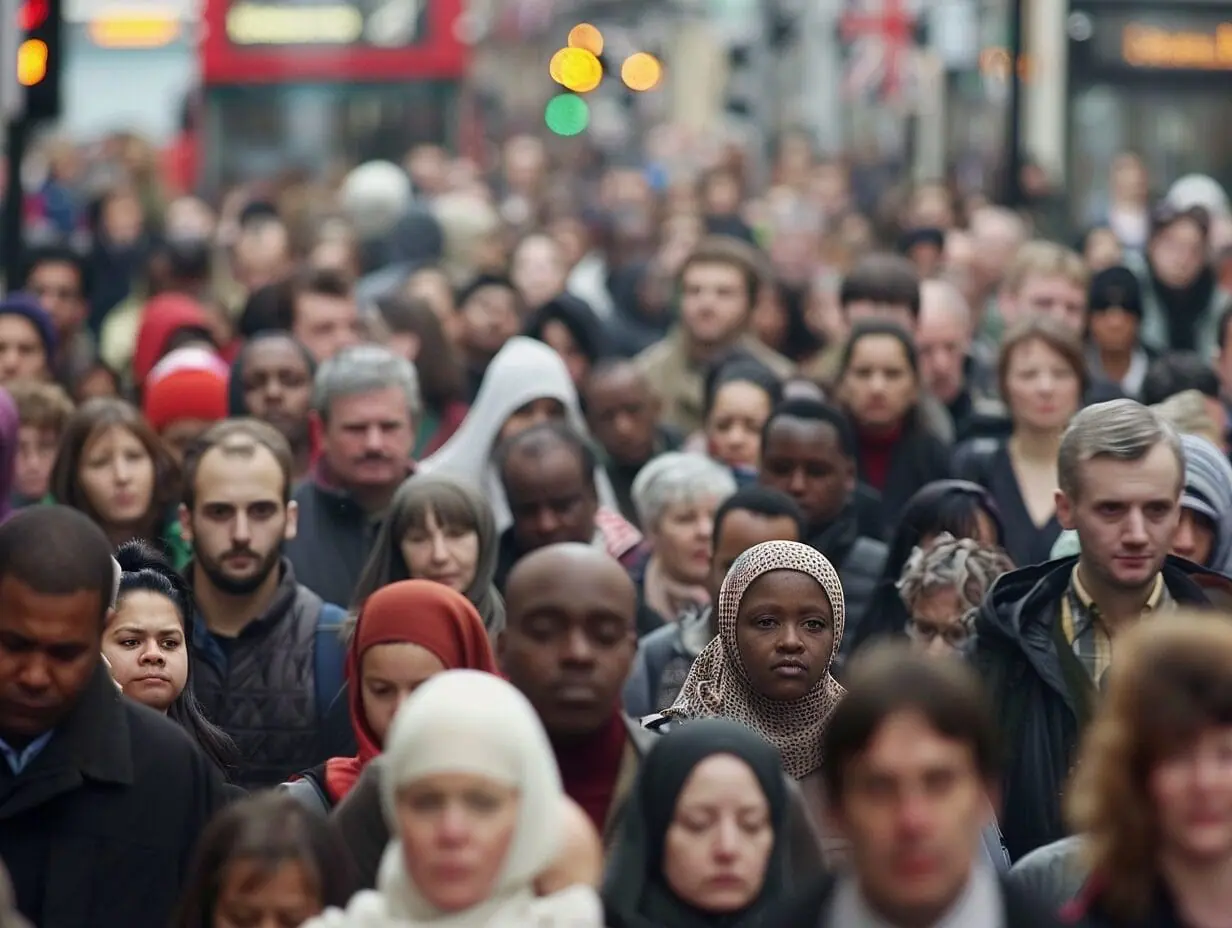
[
  {"x1": 78, "y1": 425, "x2": 155, "y2": 528},
  {"x1": 680, "y1": 261, "x2": 750, "y2": 350},
  {"x1": 233, "y1": 220, "x2": 293, "y2": 294},
  {"x1": 839, "y1": 335, "x2": 918, "y2": 432},
  {"x1": 1150, "y1": 726, "x2": 1232, "y2": 865},
  {"x1": 916, "y1": 283, "x2": 971, "y2": 405},
  {"x1": 649, "y1": 496, "x2": 721, "y2": 587},
  {"x1": 511, "y1": 234, "x2": 567, "y2": 311},
  {"x1": 15, "y1": 424, "x2": 58, "y2": 500},
  {"x1": 457, "y1": 284, "x2": 521, "y2": 361},
  {"x1": 707, "y1": 381, "x2": 772, "y2": 471},
  {"x1": 1150, "y1": 217, "x2": 1208, "y2": 290},
  {"x1": 28, "y1": 259, "x2": 86, "y2": 339},
  {"x1": 1083, "y1": 228, "x2": 1124, "y2": 273},
  {"x1": 1003, "y1": 338, "x2": 1081, "y2": 433}
]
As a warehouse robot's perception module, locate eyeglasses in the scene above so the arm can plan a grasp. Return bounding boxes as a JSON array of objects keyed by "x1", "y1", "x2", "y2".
[{"x1": 905, "y1": 617, "x2": 971, "y2": 650}]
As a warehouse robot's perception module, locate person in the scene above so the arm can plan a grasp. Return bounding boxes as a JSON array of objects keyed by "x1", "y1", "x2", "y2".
[
  {"x1": 180, "y1": 418, "x2": 348, "y2": 788},
  {"x1": 0, "y1": 390, "x2": 15, "y2": 523},
  {"x1": 286, "y1": 344, "x2": 419, "y2": 607},
  {"x1": 452, "y1": 274, "x2": 525, "y2": 399},
  {"x1": 7, "y1": 380, "x2": 74, "y2": 508},
  {"x1": 700, "y1": 355, "x2": 783, "y2": 483},
  {"x1": 106, "y1": 540, "x2": 236, "y2": 771},
  {"x1": 624, "y1": 486, "x2": 806, "y2": 720},
  {"x1": 21, "y1": 245, "x2": 94, "y2": 390},
  {"x1": 226, "y1": 331, "x2": 316, "y2": 481},
  {"x1": 1136, "y1": 202, "x2": 1223, "y2": 357},
  {"x1": 304, "y1": 671, "x2": 605, "y2": 928},
  {"x1": 972, "y1": 399, "x2": 1218, "y2": 861},
  {"x1": 996, "y1": 240, "x2": 1090, "y2": 339},
  {"x1": 289, "y1": 580, "x2": 500, "y2": 811},
  {"x1": 657, "y1": 540, "x2": 845, "y2": 834},
  {"x1": 172, "y1": 793, "x2": 354, "y2": 928},
  {"x1": 915, "y1": 278, "x2": 998, "y2": 442},
  {"x1": 0, "y1": 293, "x2": 54, "y2": 385},
  {"x1": 630, "y1": 453, "x2": 737, "y2": 629},
  {"x1": 1086, "y1": 266, "x2": 1151, "y2": 399},
  {"x1": 602, "y1": 719, "x2": 791, "y2": 928},
  {"x1": 0, "y1": 505, "x2": 229, "y2": 928},
  {"x1": 1171, "y1": 433, "x2": 1232, "y2": 577},
  {"x1": 765, "y1": 645, "x2": 1064, "y2": 927},
  {"x1": 288, "y1": 267, "x2": 363, "y2": 363},
  {"x1": 524, "y1": 292, "x2": 608, "y2": 389},
  {"x1": 142, "y1": 347, "x2": 232, "y2": 462}
]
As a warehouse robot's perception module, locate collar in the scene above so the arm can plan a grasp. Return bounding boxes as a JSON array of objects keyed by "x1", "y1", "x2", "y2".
[
  {"x1": 1071, "y1": 565, "x2": 1165, "y2": 614},
  {"x1": 830, "y1": 860, "x2": 1004, "y2": 928},
  {"x1": 189, "y1": 557, "x2": 301, "y2": 644}
]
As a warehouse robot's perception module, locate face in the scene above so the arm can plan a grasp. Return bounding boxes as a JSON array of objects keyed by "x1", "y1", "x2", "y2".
[
  {"x1": 233, "y1": 224, "x2": 293, "y2": 293},
  {"x1": 835, "y1": 711, "x2": 992, "y2": 925},
  {"x1": 0, "y1": 315, "x2": 48, "y2": 383},
  {"x1": 321, "y1": 387, "x2": 415, "y2": 490},
  {"x1": 1003, "y1": 339, "x2": 1081, "y2": 433},
  {"x1": 213, "y1": 859, "x2": 322, "y2": 928},
  {"x1": 397, "y1": 772, "x2": 518, "y2": 912},
  {"x1": 1151, "y1": 218, "x2": 1208, "y2": 289},
  {"x1": 539, "y1": 320, "x2": 589, "y2": 387},
  {"x1": 584, "y1": 369, "x2": 659, "y2": 466},
  {"x1": 1150, "y1": 727, "x2": 1232, "y2": 864},
  {"x1": 459, "y1": 285, "x2": 521, "y2": 359},
  {"x1": 840, "y1": 335, "x2": 918, "y2": 431},
  {"x1": 904, "y1": 588, "x2": 972, "y2": 658},
  {"x1": 0, "y1": 576, "x2": 102, "y2": 738},
  {"x1": 28, "y1": 260, "x2": 86, "y2": 337},
  {"x1": 504, "y1": 448, "x2": 598, "y2": 553},
  {"x1": 102, "y1": 590, "x2": 187, "y2": 712},
  {"x1": 497, "y1": 397, "x2": 566, "y2": 445},
  {"x1": 78, "y1": 425, "x2": 156, "y2": 527},
  {"x1": 1056, "y1": 442, "x2": 1183, "y2": 593},
  {"x1": 760, "y1": 417, "x2": 854, "y2": 530},
  {"x1": 1088, "y1": 306, "x2": 1139, "y2": 355},
  {"x1": 241, "y1": 339, "x2": 314, "y2": 441},
  {"x1": 184, "y1": 445, "x2": 296, "y2": 596},
  {"x1": 406, "y1": 269, "x2": 456, "y2": 327},
  {"x1": 652, "y1": 498, "x2": 720, "y2": 586},
  {"x1": 735, "y1": 569, "x2": 835, "y2": 702},
  {"x1": 292, "y1": 293, "x2": 362, "y2": 363},
  {"x1": 915, "y1": 306, "x2": 969, "y2": 405},
  {"x1": 1173, "y1": 508, "x2": 1216, "y2": 567},
  {"x1": 361, "y1": 642, "x2": 447, "y2": 748},
  {"x1": 1084, "y1": 228, "x2": 1123, "y2": 272},
  {"x1": 663, "y1": 754, "x2": 775, "y2": 913},
  {"x1": 680, "y1": 262, "x2": 750, "y2": 349},
  {"x1": 511, "y1": 236, "x2": 566, "y2": 309},
  {"x1": 499, "y1": 562, "x2": 637, "y2": 736},
  {"x1": 706, "y1": 381, "x2": 772, "y2": 470},
  {"x1": 400, "y1": 508, "x2": 481, "y2": 592},
  {"x1": 15, "y1": 425, "x2": 58, "y2": 500},
  {"x1": 161, "y1": 418, "x2": 215, "y2": 464},
  {"x1": 1005, "y1": 274, "x2": 1087, "y2": 336}
]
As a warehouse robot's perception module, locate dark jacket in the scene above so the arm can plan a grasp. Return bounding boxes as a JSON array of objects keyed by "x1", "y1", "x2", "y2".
[
  {"x1": 0, "y1": 664, "x2": 231, "y2": 928},
  {"x1": 855, "y1": 420, "x2": 952, "y2": 539},
  {"x1": 807, "y1": 503, "x2": 887, "y2": 637},
  {"x1": 622, "y1": 604, "x2": 711, "y2": 719},
  {"x1": 766, "y1": 871, "x2": 1066, "y2": 927},
  {"x1": 285, "y1": 475, "x2": 386, "y2": 608},
  {"x1": 190, "y1": 558, "x2": 341, "y2": 788},
  {"x1": 971, "y1": 555, "x2": 1219, "y2": 861},
  {"x1": 1063, "y1": 877, "x2": 1193, "y2": 928}
]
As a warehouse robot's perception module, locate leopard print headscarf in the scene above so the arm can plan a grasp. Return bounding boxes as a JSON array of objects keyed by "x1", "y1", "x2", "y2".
[{"x1": 663, "y1": 540, "x2": 846, "y2": 779}]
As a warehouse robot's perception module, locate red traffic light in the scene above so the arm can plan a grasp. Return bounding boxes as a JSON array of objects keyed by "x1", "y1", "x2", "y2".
[{"x1": 19, "y1": 0, "x2": 50, "y2": 30}]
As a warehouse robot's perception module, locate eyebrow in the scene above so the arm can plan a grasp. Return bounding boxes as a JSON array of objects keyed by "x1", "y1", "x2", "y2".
[{"x1": 112, "y1": 625, "x2": 183, "y2": 637}]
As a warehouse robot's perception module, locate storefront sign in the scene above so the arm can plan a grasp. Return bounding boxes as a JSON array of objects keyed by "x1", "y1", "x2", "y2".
[
  {"x1": 1122, "y1": 21, "x2": 1232, "y2": 69},
  {"x1": 224, "y1": 0, "x2": 422, "y2": 46}
]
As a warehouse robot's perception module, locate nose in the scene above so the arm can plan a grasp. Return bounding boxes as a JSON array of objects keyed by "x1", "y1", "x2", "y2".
[
  {"x1": 896, "y1": 791, "x2": 933, "y2": 837},
  {"x1": 365, "y1": 424, "x2": 384, "y2": 452},
  {"x1": 777, "y1": 623, "x2": 805, "y2": 653},
  {"x1": 139, "y1": 640, "x2": 165, "y2": 666},
  {"x1": 1123, "y1": 508, "x2": 1149, "y2": 546},
  {"x1": 17, "y1": 654, "x2": 52, "y2": 693},
  {"x1": 437, "y1": 802, "x2": 471, "y2": 844},
  {"x1": 696, "y1": 513, "x2": 714, "y2": 542},
  {"x1": 712, "y1": 818, "x2": 741, "y2": 860},
  {"x1": 531, "y1": 505, "x2": 563, "y2": 538},
  {"x1": 232, "y1": 511, "x2": 252, "y2": 546},
  {"x1": 787, "y1": 466, "x2": 807, "y2": 495},
  {"x1": 112, "y1": 455, "x2": 132, "y2": 485},
  {"x1": 429, "y1": 531, "x2": 450, "y2": 563},
  {"x1": 562, "y1": 626, "x2": 596, "y2": 665}
]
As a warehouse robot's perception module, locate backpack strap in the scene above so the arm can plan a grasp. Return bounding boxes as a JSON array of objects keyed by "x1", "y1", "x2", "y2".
[{"x1": 314, "y1": 602, "x2": 348, "y2": 724}]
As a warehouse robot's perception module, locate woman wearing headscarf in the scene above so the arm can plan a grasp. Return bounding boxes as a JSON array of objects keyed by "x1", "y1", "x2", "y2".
[
  {"x1": 658, "y1": 540, "x2": 846, "y2": 846},
  {"x1": 603, "y1": 719, "x2": 790, "y2": 928},
  {"x1": 303, "y1": 670, "x2": 604, "y2": 928}
]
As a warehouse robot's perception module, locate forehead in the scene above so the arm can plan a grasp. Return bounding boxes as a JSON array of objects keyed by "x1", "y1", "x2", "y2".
[
  {"x1": 0, "y1": 315, "x2": 41, "y2": 340},
  {"x1": 195, "y1": 444, "x2": 285, "y2": 498},
  {"x1": 505, "y1": 445, "x2": 586, "y2": 485},
  {"x1": 330, "y1": 387, "x2": 409, "y2": 422},
  {"x1": 1021, "y1": 274, "x2": 1084, "y2": 296},
  {"x1": 849, "y1": 711, "x2": 979, "y2": 775},
  {"x1": 849, "y1": 334, "x2": 908, "y2": 364},
  {"x1": 1077, "y1": 442, "x2": 1182, "y2": 501},
  {"x1": 0, "y1": 575, "x2": 102, "y2": 637},
  {"x1": 31, "y1": 260, "x2": 80, "y2": 284},
  {"x1": 765, "y1": 415, "x2": 842, "y2": 452},
  {"x1": 245, "y1": 339, "x2": 308, "y2": 370},
  {"x1": 739, "y1": 567, "x2": 827, "y2": 604},
  {"x1": 509, "y1": 564, "x2": 634, "y2": 622},
  {"x1": 683, "y1": 261, "x2": 744, "y2": 287},
  {"x1": 716, "y1": 510, "x2": 800, "y2": 549}
]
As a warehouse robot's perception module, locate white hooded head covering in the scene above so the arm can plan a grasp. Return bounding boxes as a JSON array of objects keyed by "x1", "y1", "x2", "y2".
[{"x1": 418, "y1": 337, "x2": 617, "y2": 531}]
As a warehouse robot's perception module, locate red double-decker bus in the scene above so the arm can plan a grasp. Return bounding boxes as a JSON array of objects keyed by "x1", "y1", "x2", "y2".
[{"x1": 197, "y1": 0, "x2": 469, "y2": 191}]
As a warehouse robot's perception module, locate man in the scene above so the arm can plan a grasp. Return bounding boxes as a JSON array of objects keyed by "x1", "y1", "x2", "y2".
[
  {"x1": 916, "y1": 278, "x2": 1001, "y2": 441},
  {"x1": 634, "y1": 236, "x2": 794, "y2": 434},
  {"x1": 582, "y1": 359, "x2": 680, "y2": 526},
  {"x1": 0, "y1": 294, "x2": 54, "y2": 385},
  {"x1": 7, "y1": 381, "x2": 73, "y2": 508},
  {"x1": 768, "y1": 645, "x2": 1063, "y2": 927},
  {"x1": 759, "y1": 399, "x2": 887, "y2": 630},
  {"x1": 0, "y1": 506, "x2": 228, "y2": 928},
  {"x1": 227, "y1": 331, "x2": 317, "y2": 481},
  {"x1": 997, "y1": 240, "x2": 1090, "y2": 339},
  {"x1": 623, "y1": 485, "x2": 805, "y2": 719},
  {"x1": 455, "y1": 274, "x2": 524, "y2": 400},
  {"x1": 181, "y1": 419, "x2": 347, "y2": 788},
  {"x1": 969, "y1": 205, "x2": 1028, "y2": 343},
  {"x1": 973, "y1": 399, "x2": 1217, "y2": 861},
  {"x1": 289, "y1": 267, "x2": 363, "y2": 363},
  {"x1": 231, "y1": 212, "x2": 295, "y2": 295},
  {"x1": 286, "y1": 344, "x2": 417, "y2": 606},
  {"x1": 21, "y1": 246, "x2": 93, "y2": 388}
]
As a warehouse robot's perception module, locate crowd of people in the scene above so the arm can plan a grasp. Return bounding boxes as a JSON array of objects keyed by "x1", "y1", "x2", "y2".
[{"x1": 3, "y1": 133, "x2": 1232, "y2": 928}]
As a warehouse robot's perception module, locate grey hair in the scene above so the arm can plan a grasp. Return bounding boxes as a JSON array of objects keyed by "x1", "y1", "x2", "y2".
[
  {"x1": 631, "y1": 452, "x2": 738, "y2": 530},
  {"x1": 897, "y1": 533, "x2": 1014, "y2": 615},
  {"x1": 1057, "y1": 399, "x2": 1184, "y2": 500},
  {"x1": 312, "y1": 343, "x2": 422, "y2": 423}
]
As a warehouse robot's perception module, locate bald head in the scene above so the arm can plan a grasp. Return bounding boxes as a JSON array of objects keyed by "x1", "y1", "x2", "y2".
[
  {"x1": 920, "y1": 278, "x2": 971, "y2": 330},
  {"x1": 506, "y1": 543, "x2": 636, "y2": 618}
]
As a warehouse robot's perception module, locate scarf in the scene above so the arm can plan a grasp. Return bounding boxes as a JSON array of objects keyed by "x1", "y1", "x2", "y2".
[
  {"x1": 322, "y1": 581, "x2": 499, "y2": 803},
  {"x1": 552, "y1": 711, "x2": 629, "y2": 834},
  {"x1": 663, "y1": 540, "x2": 847, "y2": 779},
  {"x1": 642, "y1": 556, "x2": 709, "y2": 625}
]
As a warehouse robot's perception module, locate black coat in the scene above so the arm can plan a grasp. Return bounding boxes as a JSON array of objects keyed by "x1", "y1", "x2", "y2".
[{"x1": 0, "y1": 664, "x2": 231, "y2": 928}]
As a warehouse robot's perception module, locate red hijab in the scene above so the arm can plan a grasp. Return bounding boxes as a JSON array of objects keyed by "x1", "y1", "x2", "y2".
[{"x1": 323, "y1": 580, "x2": 499, "y2": 802}]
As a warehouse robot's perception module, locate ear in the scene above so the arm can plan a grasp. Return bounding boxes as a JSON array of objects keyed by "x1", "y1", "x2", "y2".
[
  {"x1": 284, "y1": 499, "x2": 299, "y2": 542},
  {"x1": 177, "y1": 504, "x2": 193, "y2": 543},
  {"x1": 1055, "y1": 489, "x2": 1075, "y2": 531}
]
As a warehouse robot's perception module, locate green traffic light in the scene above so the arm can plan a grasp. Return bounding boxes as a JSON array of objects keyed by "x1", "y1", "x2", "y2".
[{"x1": 544, "y1": 93, "x2": 589, "y2": 137}]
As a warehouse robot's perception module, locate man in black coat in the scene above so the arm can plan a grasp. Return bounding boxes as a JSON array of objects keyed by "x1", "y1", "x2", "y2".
[{"x1": 0, "y1": 506, "x2": 231, "y2": 928}]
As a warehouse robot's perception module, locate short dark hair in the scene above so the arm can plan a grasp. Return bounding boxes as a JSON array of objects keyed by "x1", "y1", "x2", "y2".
[
  {"x1": 762, "y1": 398, "x2": 856, "y2": 458},
  {"x1": 181, "y1": 418, "x2": 296, "y2": 510},
  {"x1": 22, "y1": 244, "x2": 89, "y2": 297},
  {"x1": 495, "y1": 422, "x2": 598, "y2": 490},
  {"x1": 1141, "y1": 351, "x2": 1220, "y2": 405},
  {"x1": 0, "y1": 505, "x2": 115, "y2": 623},
  {"x1": 838, "y1": 319, "x2": 919, "y2": 382},
  {"x1": 839, "y1": 253, "x2": 921, "y2": 319},
  {"x1": 678, "y1": 236, "x2": 764, "y2": 308},
  {"x1": 821, "y1": 642, "x2": 1001, "y2": 804},
  {"x1": 713, "y1": 486, "x2": 806, "y2": 543},
  {"x1": 703, "y1": 353, "x2": 783, "y2": 422},
  {"x1": 291, "y1": 266, "x2": 351, "y2": 327}
]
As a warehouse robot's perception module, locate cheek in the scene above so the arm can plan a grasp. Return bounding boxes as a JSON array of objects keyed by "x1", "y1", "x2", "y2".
[
  {"x1": 363, "y1": 692, "x2": 397, "y2": 745},
  {"x1": 662, "y1": 830, "x2": 707, "y2": 901},
  {"x1": 167, "y1": 649, "x2": 189, "y2": 691}
]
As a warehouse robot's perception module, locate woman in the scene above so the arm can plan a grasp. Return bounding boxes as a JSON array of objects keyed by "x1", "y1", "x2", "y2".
[
  {"x1": 835, "y1": 321, "x2": 950, "y2": 536},
  {"x1": 896, "y1": 534, "x2": 1014, "y2": 658},
  {"x1": 303, "y1": 670, "x2": 604, "y2": 928},
  {"x1": 846, "y1": 480, "x2": 1006, "y2": 654},
  {"x1": 661, "y1": 540, "x2": 845, "y2": 831},
  {"x1": 1172, "y1": 433, "x2": 1232, "y2": 576},
  {"x1": 49, "y1": 396, "x2": 188, "y2": 566},
  {"x1": 106, "y1": 540, "x2": 236, "y2": 772},
  {"x1": 524, "y1": 293, "x2": 607, "y2": 390},
  {"x1": 603, "y1": 719, "x2": 789, "y2": 928},
  {"x1": 173, "y1": 792, "x2": 353, "y2": 928},
  {"x1": 292, "y1": 580, "x2": 499, "y2": 811},
  {"x1": 701, "y1": 356, "x2": 783, "y2": 483},
  {"x1": 954, "y1": 316, "x2": 1085, "y2": 568},
  {"x1": 631, "y1": 453, "x2": 737, "y2": 629}
]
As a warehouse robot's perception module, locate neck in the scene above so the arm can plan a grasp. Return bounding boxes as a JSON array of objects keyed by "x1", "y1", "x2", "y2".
[
  {"x1": 1009, "y1": 427, "x2": 1063, "y2": 462},
  {"x1": 857, "y1": 871, "x2": 972, "y2": 928},
  {"x1": 1159, "y1": 850, "x2": 1232, "y2": 927},
  {"x1": 1076, "y1": 560, "x2": 1157, "y2": 631},
  {"x1": 684, "y1": 332, "x2": 738, "y2": 367},
  {"x1": 192, "y1": 562, "x2": 283, "y2": 637}
]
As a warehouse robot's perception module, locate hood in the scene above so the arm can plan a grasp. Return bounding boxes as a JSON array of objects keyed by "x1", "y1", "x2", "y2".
[
  {"x1": 0, "y1": 388, "x2": 17, "y2": 524},
  {"x1": 132, "y1": 293, "x2": 213, "y2": 387}
]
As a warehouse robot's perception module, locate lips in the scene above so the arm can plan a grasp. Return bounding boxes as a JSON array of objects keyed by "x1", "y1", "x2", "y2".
[
  {"x1": 552, "y1": 683, "x2": 599, "y2": 703},
  {"x1": 135, "y1": 674, "x2": 171, "y2": 684},
  {"x1": 771, "y1": 660, "x2": 807, "y2": 678}
]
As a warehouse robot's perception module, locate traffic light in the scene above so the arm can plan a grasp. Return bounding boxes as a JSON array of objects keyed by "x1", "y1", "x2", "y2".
[{"x1": 15, "y1": 0, "x2": 62, "y2": 120}]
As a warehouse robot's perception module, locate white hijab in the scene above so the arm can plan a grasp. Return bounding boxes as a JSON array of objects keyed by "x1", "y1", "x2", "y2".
[
  {"x1": 304, "y1": 671, "x2": 602, "y2": 928},
  {"x1": 418, "y1": 337, "x2": 617, "y2": 531}
]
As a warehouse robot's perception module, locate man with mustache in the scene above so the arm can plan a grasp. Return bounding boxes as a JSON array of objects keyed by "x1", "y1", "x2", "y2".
[{"x1": 182, "y1": 418, "x2": 349, "y2": 788}]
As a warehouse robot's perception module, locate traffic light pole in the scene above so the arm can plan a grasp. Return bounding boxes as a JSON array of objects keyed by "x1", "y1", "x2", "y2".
[{"x1": 2, "y1": 116, "x2": 27, "y2": 291}]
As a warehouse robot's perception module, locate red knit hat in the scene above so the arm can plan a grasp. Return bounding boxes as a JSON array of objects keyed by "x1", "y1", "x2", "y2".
[{"x1": 143, "y1": 367, "x2": 229, "y2": 432}]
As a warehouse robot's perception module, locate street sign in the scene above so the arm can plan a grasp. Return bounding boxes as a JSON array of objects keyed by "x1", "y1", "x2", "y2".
[{"x1": 840, "y1": 0, "x2": 920, "y2": 102}]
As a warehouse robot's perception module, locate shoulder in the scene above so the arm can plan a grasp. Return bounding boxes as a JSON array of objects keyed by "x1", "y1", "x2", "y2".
[
  {"x1": 952, "y1": 437, "x2": 1004, "y2": 481},
  {"x1": 759, "y1": 878, "x2": 837, "y2": 928},
  {"x1": 527, "y1": 884, "x2": 605, "y2": 927},
  {"x1": 633, "y1": 339, "x2": 671, "y2": 368},
  {"x1": 301, "y1": 891, "x2": 388, "y2": 928}
]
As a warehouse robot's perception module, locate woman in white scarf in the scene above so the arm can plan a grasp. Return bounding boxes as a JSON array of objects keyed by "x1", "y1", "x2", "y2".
[
  {"x1": 418, "y1": 337, "x2": 618, "y2": 532},
  {"x1": 304, "y1": 670, "x2": 603, "y2": 928}
]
